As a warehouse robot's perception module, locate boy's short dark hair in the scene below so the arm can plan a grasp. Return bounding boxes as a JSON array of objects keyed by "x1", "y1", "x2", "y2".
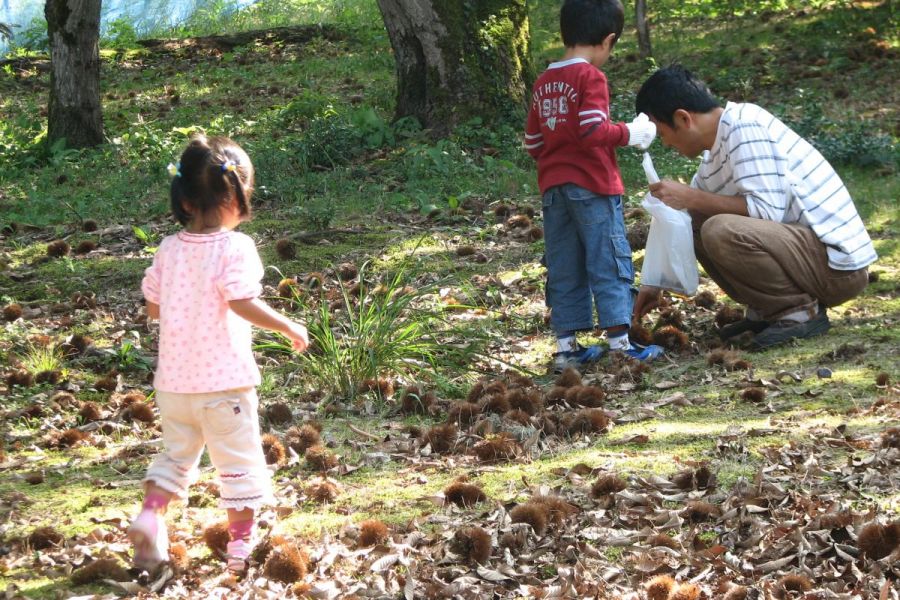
[
  {"x1": 560, "y1": 0, "x2": 624, "y2": 47},
  {"x1": 635, "y1": 64, "x2": 721, "y2": 127}
]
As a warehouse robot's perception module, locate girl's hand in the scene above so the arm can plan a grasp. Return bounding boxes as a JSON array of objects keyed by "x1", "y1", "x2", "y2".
[{"x1": 287, "y1": 322, "x2": 309, "y2": 352}]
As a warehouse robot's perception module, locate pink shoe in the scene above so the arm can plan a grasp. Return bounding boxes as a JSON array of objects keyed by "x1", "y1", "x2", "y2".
[
  {"x1": 128, "y1": 510, "x2": 169, "y2": 571},
  {"x1": 225, "y1": 538, "x2": 253, "y2": 575}
]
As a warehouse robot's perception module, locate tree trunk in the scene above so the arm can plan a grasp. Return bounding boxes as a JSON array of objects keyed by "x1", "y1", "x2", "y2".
[
  {"x1": 45, "y1": 0, "x2": 103, "y2": 148},
  {"x1": 376, "y1": 0, "x2": 532, "y2": 133},
  {"x1": 635, "y1": 0, "x2": 652, "y2": 60}
]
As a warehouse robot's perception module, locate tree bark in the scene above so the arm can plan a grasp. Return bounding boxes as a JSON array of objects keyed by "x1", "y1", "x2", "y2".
[
  {"x1": 45, "y1": 0, "x2": 103, "y2": 148},
  {"x1": 635, "y1": 0, "x2": 652, "y2": 59},
  {"x1": 376, "y1": 0, "x2": 531, "y2": 133}
]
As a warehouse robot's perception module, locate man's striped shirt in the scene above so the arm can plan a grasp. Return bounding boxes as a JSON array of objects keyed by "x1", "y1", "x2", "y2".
[{"x1": 692, "y1": 102, "x2": 876, "y2": 271}]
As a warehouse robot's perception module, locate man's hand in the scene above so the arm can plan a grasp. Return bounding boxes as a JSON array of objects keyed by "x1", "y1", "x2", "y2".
[
  {"x1": 286, "y1": 322, "x2": 309, "y2": 353},
  {"x1": 626, "y1": 113, "x2": 656, "y2": 150},
  {"x1": 633, "y1": 285, "x2": 663, "y2": 321},
  {"x1": 648, "y1": 179, "x2": 695, "y2": 210}
]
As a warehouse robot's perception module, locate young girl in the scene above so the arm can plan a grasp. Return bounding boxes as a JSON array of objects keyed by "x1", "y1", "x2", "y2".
[{"x1": 129, "y1": 135, "x2": 308, "y2": 574}]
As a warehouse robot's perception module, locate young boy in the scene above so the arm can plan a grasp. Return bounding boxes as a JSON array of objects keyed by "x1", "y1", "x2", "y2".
[
  {"x1": 632, "y1": 65, "x2": 876, "y2": 348},
  {"x1": 525, "y1": 0, "x2": 663, "y2": 372}
]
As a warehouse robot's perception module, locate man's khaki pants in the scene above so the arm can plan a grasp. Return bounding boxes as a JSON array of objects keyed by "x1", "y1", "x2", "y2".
[{"x1": 694, "y1": 214, "x2": 868, "y2": 322}]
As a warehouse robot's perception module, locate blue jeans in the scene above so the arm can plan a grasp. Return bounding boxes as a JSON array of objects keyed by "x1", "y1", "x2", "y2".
[{"x1": 542, "y1": 184, "x2": 634, "y2": 333}]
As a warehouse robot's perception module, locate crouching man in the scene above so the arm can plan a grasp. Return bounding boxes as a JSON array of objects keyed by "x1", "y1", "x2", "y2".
[{"x1": 632, "y1": 65, "x2": 876, "y2": 349}]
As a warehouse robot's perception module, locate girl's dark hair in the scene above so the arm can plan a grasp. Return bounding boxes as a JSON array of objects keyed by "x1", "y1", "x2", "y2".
[
  {"x1": 560, "y1": 0, "x2": 624, "y2": 47},
  {"x1": 635, "y1": 64, "x2": 721, "y2": 127},
  {"x1": 170, "y1": 135, "x2": 254, "y2": 226}
]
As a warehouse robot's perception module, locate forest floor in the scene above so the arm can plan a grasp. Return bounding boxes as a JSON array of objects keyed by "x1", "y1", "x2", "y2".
[{"x1": 0, "y1": 1, "x2": 898, "y2": 598}]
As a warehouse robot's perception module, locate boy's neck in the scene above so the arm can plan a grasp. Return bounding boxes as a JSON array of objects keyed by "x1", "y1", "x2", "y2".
[{"x1": 562, "y1": 45, "x2": 607, "y2": 68}]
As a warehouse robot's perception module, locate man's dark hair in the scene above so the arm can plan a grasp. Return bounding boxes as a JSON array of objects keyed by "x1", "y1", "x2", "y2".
[
  {"x1": 560, "y1": 0, "x2": 624, "y2": 47},
  {"x1": 635, "y1": 64, "x2": 721, "y2": 127}
]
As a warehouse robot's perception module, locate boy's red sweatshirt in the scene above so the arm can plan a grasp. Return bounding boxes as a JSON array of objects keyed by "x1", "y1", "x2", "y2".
[{"x1": 524, "y1": 58, "x2": 629, "y2": 195}]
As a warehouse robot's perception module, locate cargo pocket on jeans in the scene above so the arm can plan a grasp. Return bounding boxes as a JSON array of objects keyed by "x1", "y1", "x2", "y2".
[
  {"x1": 612, "y1": 235, "x2": 634, "y2": 283},
  {"x1": 203, "y1": 396, "x2": 244, "y2": 437}
]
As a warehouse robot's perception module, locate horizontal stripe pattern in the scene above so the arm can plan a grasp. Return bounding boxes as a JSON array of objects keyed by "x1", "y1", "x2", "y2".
[{"x1": 695, "y1": 102, "x2": 876, "y2": 270}]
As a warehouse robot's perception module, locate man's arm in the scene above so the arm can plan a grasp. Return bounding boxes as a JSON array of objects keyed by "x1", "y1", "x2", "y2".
[{"x1": 648, "y1": 180, "x2": 749, "y2": 217}]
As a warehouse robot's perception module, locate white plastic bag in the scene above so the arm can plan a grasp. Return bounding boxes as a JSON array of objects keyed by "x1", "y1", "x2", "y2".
[{"x1": 639, "y1": 153, "x2": 699, "y2": 295}]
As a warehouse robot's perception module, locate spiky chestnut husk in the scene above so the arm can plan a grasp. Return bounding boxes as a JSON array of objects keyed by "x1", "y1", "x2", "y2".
[
  {"x1": 304, "y1": 445, "x2": 338, "y2": 471},
  {"x1": 645, "y1": 575, "x2": 676, "y2": 600},
  {"x1": 527, "y1": 226, "x2": 543, "y2": 241},
  {"x1": 629, "y1": 324, "x2": 654, "y2": 346},
  {"x1": 129, "y1": 402, "x2": 155, "y2": 423},
  {"x1": 277, "y1": 277, "x2": 299, "y2": 299},
  {"x1": 444, "y1": 482, "x2": 487, "y2": 507},
  {"x1": 446, "y1": 402, "x2": 479, "y2": 427},
  {"x1": 456, "y1": 245, "x2": 476, "y2": 257},
  {"x1": 506, "y1": 214, "x2": 531, "y2": 229},
  {"x1": 473, "y1": 434, "x2": 521, "y2": 462},
  {"x1": 56, "y1": 428, "x2": 89, "y2": 448},
  {"x1": 28, "y1": 526, "x2": 65, "y2": 549},
  {"x1": 46, "y1": 240, "x2": 70, "y2": 258},
  {"x1": 202, "y1": 521, "x2": 230, "y2": 555},
  {"x1": 646, "y1": 533, "x2": 679, "y2": 549},
  {"x1": 261, "y1": 433, "x2": 286, "y2": 466},
  {"x1": 7, "y1": 370, "x2": 34, "y2": 388},
  {"x1": 266, "y1": 402, "x2": 293, "y2": 425},
  {"x1": 82, "y1": 219, "x2": 98, "y2": 232},
  {"x1": 506, "y1": 387, "x2": 542, "y2": 415},
  {"x1": 652, "y1": 325, "x2": 689, "y2": 352},
  {"x1": 424, "y1": 423, "x2": 458, "y2": 454},
  {"x1": 722, "y1": 586, "x2": 748, "y2": 600},
  {"x1": 479, "y1": 393, "x2": 510, "y2": 415},
  {"x1": 400, "y1": 386, "x2": 434, "y2": 414},
  {"x1": 337, "y1": 262, "x2": 358, "y2": 281},
  {"x1": 574, "y1": 386, "x2": 605, "y2": 408},
  {"x1": 359, "y1": 377, "x2": 394, "y2": 397},
  {"x1": 306, "y1": 481, "x2": 339, "y2": 503},
  {"x1": 509, "y1": 502, "x2": 550, "y2": 536},
  {"x1": 70, "y1": 558, "x2": 130, "y2": 584},
  {"x1": 544, "y1": 385, "x2": 569, "y2": 406},
  {"x1": 74, "y1": 240, "x2": 97, "y2": 254},
  {"x1": 656, "y1": 308, "x2": 685, "y2": 330},
  {"x1": 285, "y1": 424, "x2": 321, "y2": 454},
  {"x1": 274, "y1": 238, "x2": 296, "y2": 259},
  {"x1": 715, "y1": 306, "x2": 744, "y2": 328},
  {"x1": 168, "y1": 542, "x2": 190, "y2": 571},
  {"x1": 881, "y1": 427, "x2": 900, "y2": 449},
  {"x1": 263, "y1": 542, "x2": 309, "y2": 583},
  {"x1": 466, "y1": 380, "x2": 487, "y2": 404},
  {"x1": 857, "y1": 521, "x2": 900, "y2": 560},
  {"x1": 358, "y1": 519, "x2": 389, "y2": 547},
  {"x1": 452, "y1": 526, "x2": 492, "y2": 563},
  {"x1": 693, "y1": 290, "x2": 717, "y2": 309},
  {"x1": 2, "y1": 303, "x2": 23, "y2": 321},
  {"x1": 741, "y1": 387, "x2": 766, "y2": 402},
  {"x1": 875, "y1": 372, "x2": 890, "y2": 386},
  {"x1": 493, "y1": 203, "x2": 512, "y2": 218},
  {"x1": 680, "y1": 500, "x2": 721, "y2": 523},
  {"x1": 591, "y1": 474, "x2": 627, "y2": 497},
  {"x1": 670, "y1": 583, "x2": 701, "y2": 600},
  {"x1": 503, "y1": 409, "x2": 531, "y2": 425},
  {"x1": 531, "y1": 495, "x2": 578, "y2": 526},
  {"x1": 567, "y1": 409, "x2": 609, "y2": 435},
  {"x1": 555, "y1": 367, "x2": 582, "y2": 388},
  {"x1": 773, "y1": 574, "x2": 812, "y2": 598}
]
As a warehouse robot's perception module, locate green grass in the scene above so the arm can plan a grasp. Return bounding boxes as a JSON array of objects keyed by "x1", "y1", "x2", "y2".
[{"x1": 0, "y1": 0, "x2": 898, "y2": 597}]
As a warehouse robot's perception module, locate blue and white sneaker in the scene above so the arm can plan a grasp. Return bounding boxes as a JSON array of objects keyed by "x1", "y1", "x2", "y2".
[
  {"x1": 623, "y1": 342, "x2": 664, "y2": 362},
  {"x1": 553, "y1": 344, "x2": 605, "y2": 373}
]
